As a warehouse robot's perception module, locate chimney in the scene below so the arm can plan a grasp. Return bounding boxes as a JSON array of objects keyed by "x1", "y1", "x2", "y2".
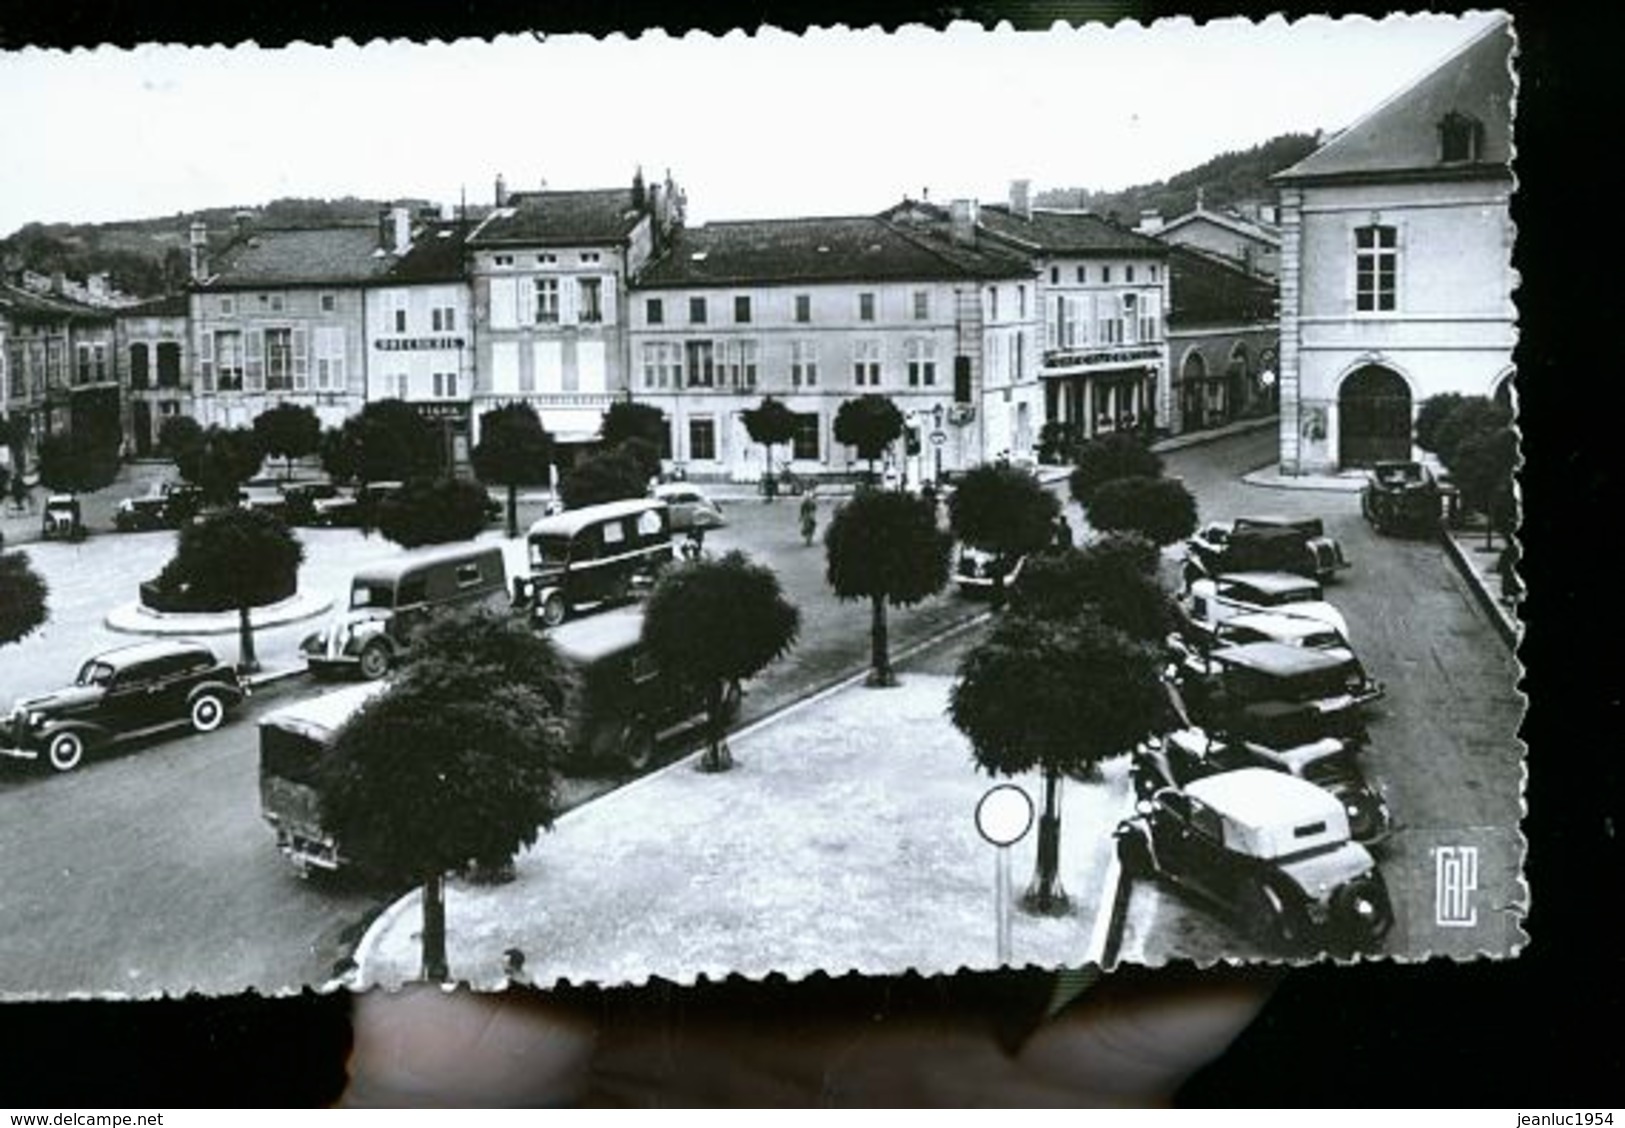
[
  {"x1": 950, "y1": 199, "x2": 979, "y2": 247},
  {"x1": 391, "y1": 205, "x2": 412, "y2": 255},
  {"x1": 188, "y1": 221, "x2": 210, "y2": 283},
  {"x1": 632, "y1": 166, "x2": 647, "y2": 210},
  {"x1": 232, "y1": 209, "x2": 253, "y2": 241},
  {"x1": 494, "y1": 173, "x2": 508, "y2": 207},
  {"x1": 1009, "y1": 179, "x2": 1032, "y2": 220},
  {"x1": 1136, "y1": 209, "x2": 1164, "y2": 235}
]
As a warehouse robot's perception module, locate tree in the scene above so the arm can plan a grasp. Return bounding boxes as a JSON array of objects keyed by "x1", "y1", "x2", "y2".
[
  {"x1": 1450, "y1": 424, "x2": 1519, "y2": 550},
  {"x1": 252, "y1": 403, "x2": 321, "y2": 480},
  {"x1": 1011, "y1": 534, "x2": 1179, "y2": 643},
  {"x1": 558, "y1": 448, "x2": 647, "y2": 510},
  {"x1": 741, "y1": 396, "x2": 799, "y2": 499},
  {"x1": 319, "y1": 608, "x2": 569, "y2": 981},
  {"x1": 834, "y1": 395, "x2": 905, "y2": 480},
  {"x1": 321, "y1": 399, "x2": 442, "y2": 485},
  {"x1": 824, "y1": 488, "x2": 953, "y2": 687},
  {"x1": 167, "y1": 507, "x2": 304, "y2": 673},
  {"x1": 947, "y1": 463, "x2": 1059, "y2": 606},
  {"x1": 1068, "y1": 431, "x2": 1164, "y2": 505},
  {"x1": 616, "y1": 436, "x2": 663, "y2": 485},
  {"x1": 600, "y1": 400, "x2": 668, "y2": 452},
  {"x1": 0, "y1": 552, "x2": 49, "y2": 648},
  {"x1": 1433, "y1": 396, "x2": 1512, "y2": 470},
  {"x1": 472, "y1": 403, "x2": 554, "y2": 538},
  {"x1": 36, "y1": 429, "x2": 120, "y2": 496},
  {"x1": 375, "y1": 477, "x2": 490, "y2": 548},
  {"x1": 1083, "y1": 475, "x2": 1199, "y2": 548},
  {"x1": 642, "y1": 551, "x2": 800, "y2": 772},
  {"x1": 174, "y1": 425, "x2": 263, "y2": 506},
  {"x1": 156, "y1": 415, "x2": 204, "y2": 461},
  {"x1": 950, "y1": 615, "x2": 1166, "y2": 914},
  {"x1": 1414, "y1": 392, "x2": 1470, "y2": 456}
]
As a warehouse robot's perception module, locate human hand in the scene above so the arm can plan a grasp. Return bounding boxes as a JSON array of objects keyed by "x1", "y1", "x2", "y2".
[{"x1": 342, "y1": 966, "x2": 1277, "y2": 1107}]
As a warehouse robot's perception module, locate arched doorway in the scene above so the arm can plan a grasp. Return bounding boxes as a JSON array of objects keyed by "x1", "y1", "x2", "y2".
[
  {"x1": 1227, "y1": 344, "x2": 1251, "y2": 420},
  {"x1": 1338, "y1": 365, "x2": 1412, "y2": 466},
  {"x1": 1180, "y1": 352, "x2": 1207, "y2": 432}
]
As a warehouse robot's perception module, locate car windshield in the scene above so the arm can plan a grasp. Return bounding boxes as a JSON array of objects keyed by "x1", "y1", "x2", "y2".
[
  {"x1": 349, "y1": 582, "x2": 395, "y2": 610},
  {"x1": 530, "y1": 534, "x2": 573, "y2": 567},
  {"x1": 75, "y1": 660, "x2": 115, "y2": 687},
  {"x1": 1252, "y1": 582, "x2": 1321, "y2": 605}
]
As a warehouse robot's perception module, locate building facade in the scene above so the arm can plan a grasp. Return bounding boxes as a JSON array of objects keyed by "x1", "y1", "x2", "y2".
[
  {"x1": 1144, "y1": 203, "x2": 1283, "y2": 280},
  {"x1": 466, "y1": 173, "x2": 682, "y2": 456},
  {"x1": 629, "y1": 212, "x2": 1033, "y2": 484},
  {"x1": 115, "y1": 294, "x2": 191, "y2": 457},
  {"x1": 1, "y1": 278, "x2": 119, "y2": 470},
  {"x1": 1163, "y1": 245, "x2": 1279, "y2": 433},
  {"x1": 1273, "y1": 18, "x2": 1515, "y2": 473}
]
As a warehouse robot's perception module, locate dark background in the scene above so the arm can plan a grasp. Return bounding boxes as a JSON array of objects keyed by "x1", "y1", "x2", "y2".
[{"x1": 0, "y1": 1, "x2": 1611, "y2": 1106}]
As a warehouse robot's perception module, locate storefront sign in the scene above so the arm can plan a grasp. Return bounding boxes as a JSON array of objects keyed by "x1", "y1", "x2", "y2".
[
  {"x1": 412, "y1": 402, "x2": 470, "y2": 421},
  {"x1": 373, "y1": 336, "x2": 465, "y2": 352}
]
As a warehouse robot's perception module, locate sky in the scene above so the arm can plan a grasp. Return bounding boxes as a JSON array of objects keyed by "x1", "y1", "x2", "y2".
[{"x1": 0, "y1": 12, "x2": 1507, "y2": 235}]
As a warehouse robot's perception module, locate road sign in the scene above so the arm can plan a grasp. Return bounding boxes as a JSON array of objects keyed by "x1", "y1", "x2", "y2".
[
  {"x1": 975, "y1": 784, "x2": 1035, "y2": 967},
  {"x1": 930, "y1": 431, "x2": 947, "y2": 447}
]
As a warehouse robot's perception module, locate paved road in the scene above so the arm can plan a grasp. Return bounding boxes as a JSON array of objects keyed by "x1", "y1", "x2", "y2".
[{"x1": 1115, "y1": 428, "x2": 1526, "y2": 963}]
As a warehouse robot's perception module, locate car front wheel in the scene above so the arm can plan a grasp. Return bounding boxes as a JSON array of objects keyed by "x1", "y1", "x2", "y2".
[
  {"x1": 358, "y1": 644, "x2": 390, "y2": 681},
  {"x1": 1250, "y1": 881, "x2": 1306, "y2": 951},
  {"x1": 539, "y1": 592, "x2": 567, "y2": 628},
  {"x1": 190, "y1": 692, "x2": 227, "y2": 734},
  {"x1": 47, "y1": 731, "x2": 87, "y2": 773}
]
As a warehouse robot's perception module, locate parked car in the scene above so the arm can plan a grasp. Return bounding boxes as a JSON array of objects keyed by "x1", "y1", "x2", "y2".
[
  {"x1": 40, "y1": 495, "x2": 86, "y2": 542},
  {"x1": 1, "y1": 640, "x2": 247, "y2": 774},
  {"x1": 310, "y1": 481, "x2": 403, "y2": 527},
  {"x1": 1172, "y1": 639, "x2": 1384, "y2": 747},
  {"x1": 279, "y1": 481, "x2": 344, "y2": 526},
  {"x1": 1132, "y1": 725, "x2": 1391, "y2": 845},
  {"x1": 235, "y1": 476, "x2": 292, "y2": 522},
  {"x1": 521, "y1": 498, "x2": 675, "y2": 628},
  {"x1": 954, "y1": 546, "x2": 1026, "y2": 598},
  {"x1": 1113, "y1": 767, "x2": 1394, "y2": 951},
  {"x1": 1185, "y1": 516, "x2": 1348, "y2": 586},
  {"x1": 301, "y1": 544, "x2": 510, "y2": 680},
  {"x1": 1170, "y1": 610, "x2": 1353, "y2": 666},
  {"x1": 651, "y1": 483, "x2": 727, "y2": 534},
  {"x1": 115, "y1": 481, "x2": 204, "y2": 532},
  {"x1": 1184, "y1": 572, "x2": 1350, "y2": 642},
  {"x1": 1362, "y1": 460, "x2": 1441, "y2": 536}
]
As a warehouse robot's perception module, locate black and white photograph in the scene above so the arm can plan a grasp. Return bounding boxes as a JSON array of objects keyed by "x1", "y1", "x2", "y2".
[{"x1": 0, "y1": 10, "x2": 1525, "y2": 1004}]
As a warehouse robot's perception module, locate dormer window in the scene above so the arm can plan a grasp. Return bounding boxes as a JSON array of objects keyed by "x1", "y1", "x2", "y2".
[{"x1": 1438, "y1": 110, "x2": 1484, "y2": 164}]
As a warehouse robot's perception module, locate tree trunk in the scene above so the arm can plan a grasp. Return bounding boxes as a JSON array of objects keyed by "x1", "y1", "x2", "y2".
[
  {"x1": 420, "y1": 870, "x2": 449, "y2": 982},
  {"x1": 764, "y1": 444, "x2": 775, "y2": 501},
  {"x1": 236, "y1": 603, "x2": 260, "y2": 674},
  {"x1": 992, "y1": 570, "x2": 1007, "y2": 611},
  {"x1": 700, "y1": 680, "x2": 734, "y2": 772},
  {"x1": 867, "y1": 594, "x2": 896, "y2": 687},
  {"x1": 506, "y1": 482, "x2": 519, "y2": 540},
  {"x1": 1023, "y1": 768, "x2": 1070, "y2": 915}
]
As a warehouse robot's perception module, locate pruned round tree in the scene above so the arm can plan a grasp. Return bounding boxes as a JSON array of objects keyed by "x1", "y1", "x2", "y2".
[
  {"x1": 0, "y1": 551, "x2": 49, "y2": 648},
  {"x1": 834, "y1": 394, "x2": 905, "y2": 480},
  {"x1": 947, "y1": 462, "x2": 1059, "y2": 606},
  {"x1": 1449, "y1": 423, "x2": 1519, "y2": 549},
  {"x1": 37, "y1": 429, "x2": 121, "y2": 497},
  {"x1": 600, "y1": 400, "x2": 669, "y2": 452},
  {"x1": 1010, "y1": 534, "x2": 1178, "y2": 643},
  {"x1": 824, "y1": 488, "x2": 953, "y2": 687},
  {"x1": 321, "y1": 399, "x2": 442, "y2": 485},
  {"x1": 1083, "y1": 474, "x2": 1199, "y2": 548},
  {"x1": 175, "y1": 425, "x2": 264, "y2": 506},
  {"x1": 559, "y1": 448, "x2": 648, "y2": 510},
  {"x1": 472, "y1": 403, "x2": 554, "y2": 538},
  {"x1": 157, "y1": 415, "x2": 204, "y2": 461},
  {"x1": 375, "y1": 477, "x2": 490, "y2": 548},
  {"x1": 616, "y1": 436, "x2": 663, "y2": 485},
  {"x1": 641, "y1": 550, "x2": 800, "y2": 772},
  {"x1": 1414, "y1": 392, "x2": 1470, "y2": 456},
  {"x1": 252, "y1": 403, "x2": 322, "y2": 480},
  {"x1": 1068, "y1": 431, "x2": 1164, "y2": 505},
  {"x1": 1433, "y1": 396, "x2": 1513, "y2": 471},
  {"x1": 319, "y1": 610, "x2": 570, "y2": 981},
  {"x1": 167, "y1": 507, "x2": 305, "y2": 673},
  {"x1": 950, "y1": 614, "x2": 1167, "y2": 914},
  {"x1": 742, "y1": 396, "x2": 799, "y2": 499}
]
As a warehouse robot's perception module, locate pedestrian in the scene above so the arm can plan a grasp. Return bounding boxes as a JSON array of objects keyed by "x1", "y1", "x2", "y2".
[
  {"x1": 1051, "y1": 513, "x2": 1073, "y2": 551},
  {"x1": 799, "y1": 488, "x2": 818, "y2": 546}
]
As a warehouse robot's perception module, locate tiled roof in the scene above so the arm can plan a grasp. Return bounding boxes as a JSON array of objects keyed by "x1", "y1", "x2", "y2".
[
  {"x1": 468, "y1": 188, "x2": 646, "y2": 248},
  {"x1": 119, "y1": 293, "x2": 190, "y2": 319},
  {"x1": 387, "y1": 221, "x2": 471, "y2": 284},
  {"x1": 636, "y1": 215, "x2": 1031, "y2": 289},
  {"x1": 0, "y1": 281, "x2": 115, "y2": 324},
  {"x1": 1157, "y1": 208, "x2": 1281, "y2": 247},
  {"x1": 199, "y1": 225, "x2": 397, "y2": 289},
  {"x1": 1166, "y1": 245, "x2": 1277, "y2": 327},
  {"x1": 1275, "y1": 18, "x2": 1513, "y2": 183},
  {"x1": 972, "y1": 203, "x2": 1169, "y2": 256}
]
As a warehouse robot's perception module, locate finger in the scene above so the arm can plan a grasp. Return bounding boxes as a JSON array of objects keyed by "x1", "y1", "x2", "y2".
[{"x1": 342, "y1": 985, "x2": 597, "y2": 1107}]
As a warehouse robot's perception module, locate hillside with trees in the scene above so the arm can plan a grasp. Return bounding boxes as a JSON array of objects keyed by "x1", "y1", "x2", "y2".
[{"x1": 1034, "y1": 132, "x2": 1322, "y2": 226}]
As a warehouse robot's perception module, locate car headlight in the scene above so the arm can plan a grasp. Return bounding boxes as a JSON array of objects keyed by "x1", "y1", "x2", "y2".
[{"x1": 27, "y1": 711, "x2": 47, "y2": 728}]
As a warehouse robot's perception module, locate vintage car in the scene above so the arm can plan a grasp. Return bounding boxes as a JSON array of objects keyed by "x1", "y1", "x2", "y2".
[
  {"x1": 1362, "y1": 460, "x2": 1442, "y2": 536},
  {"x1": 279, "y1": 481, "x2": 344, "y2": 526},
  {"x1": 1132, "y1": 726, "x2": 1391, "y2": 845},
  {"x1": 309, "y1": 481, "x2": 403, "y2": 527},
  {"x1": 1184, "y1": 571, "x2": 1350, "y2": 642},
  {"x1": 1172, "y1": 639, "x2": 1384, "y2": 747},
  {"x1": 1, "y1": 640, "x2": 247, "y2": 773},
  {"x1": 40, "y1": 495, "x2": 87, "y2": 541},
  {"x1": 237, "y1": 476, "x2": 292, "y2": 522},
  {"x1": 1185, "y1": 516, "x2": 1349, "y2": 586},
  {"x1": 114, "y1": 481, "x2": 205, "y2": 532},
  {"x1": 652, "y1": 483, "x2": 727, "y2": 534},
  {"x1": 1170, "y1": 610, "x2": 1353, "y2": 666},
  {"x1": 954, "y1": 546, "x2": 1026, "y2": 598},
  {"x1": 1113, "y1": 767, "x2": 1394, "y2": 951},
  {"x1": 522, "y1": 499, "x2": 675, "y2": 628}
]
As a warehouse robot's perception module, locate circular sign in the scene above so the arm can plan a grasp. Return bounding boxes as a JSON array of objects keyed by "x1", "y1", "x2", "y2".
[
  {"x1": 975, "y1": 784, "x2": 1035, "y2": 847},
  {"x1": 930, "y1": 431, "x2": 947, "y2": 446}
]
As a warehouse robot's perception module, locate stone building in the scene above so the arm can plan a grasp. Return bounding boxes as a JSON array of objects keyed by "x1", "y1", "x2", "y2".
[
  {"x1": 1163, "y1": 245, "x2": 1279, "y2": 433},
  {"x1": 1, "y1": 277, "x2": 118, "y2": 470},
  {"x1": 1272, "y1": 17, "x2": 1515, "y2": 473},
  {"x1": 628, "y1": 210, "x2": 1033, "y2": 484},
  {"x1": 115, "y1": 294, "x2": 191, "y2": 457},
  {"x1": 1143, "y1": 200, "x2": 1283, "y2": 280}
]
